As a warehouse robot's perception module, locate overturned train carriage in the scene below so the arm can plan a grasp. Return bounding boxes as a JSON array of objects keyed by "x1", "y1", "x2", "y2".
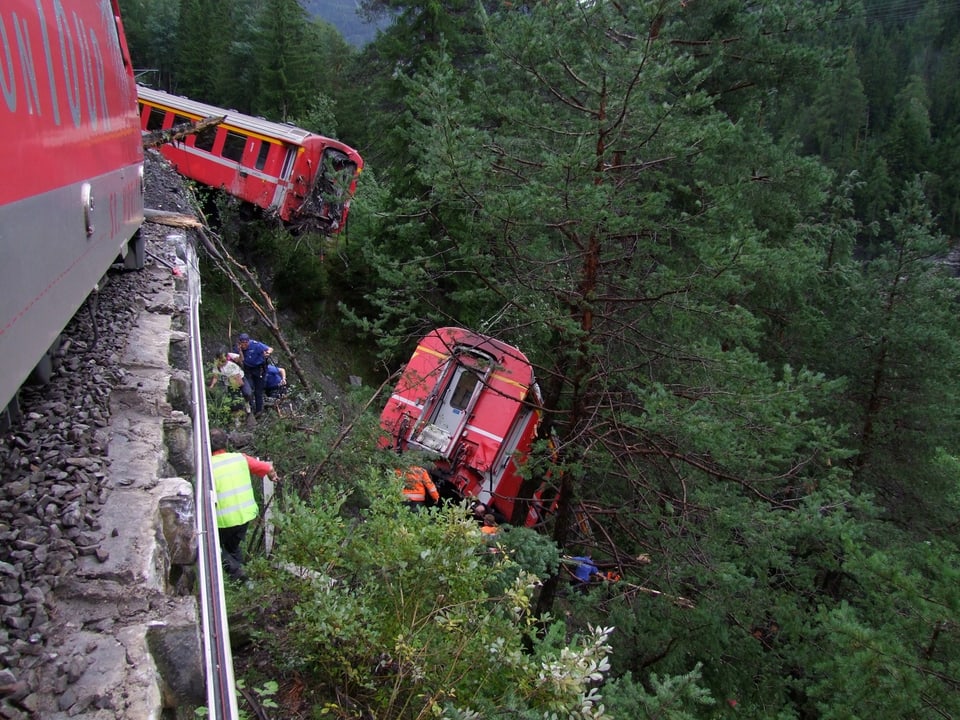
[{"x1": 379, "y1": 327, "x2": 558, "y2": 527}]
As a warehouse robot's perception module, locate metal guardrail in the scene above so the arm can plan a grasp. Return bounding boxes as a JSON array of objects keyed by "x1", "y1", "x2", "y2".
[{"x1": 173, "y1": 233, "x2": 240, "y2": 720}]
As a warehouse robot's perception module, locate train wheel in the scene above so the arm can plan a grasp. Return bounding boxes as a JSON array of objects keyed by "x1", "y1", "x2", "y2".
[
  {"x1": 28, "y1": 352, "x2": 54, "y2": 386},
  {"x1": 0, "y1": 393, "x2": 21, "y2": 433},
  {"x1": 123, "y1": 228, "x2": 146, "y2": 270},
  {"x1": 27, "y1": 333, "x2": 63, "y2": 387}
]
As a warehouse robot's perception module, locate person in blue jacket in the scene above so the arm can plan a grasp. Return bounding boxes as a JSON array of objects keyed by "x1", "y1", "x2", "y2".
[
  {"x1": 570, "y1": 556, "x2": 600, "y2": 585},
  {"x1": 264, "y1": 364, "x2": 287, "y2": 398},
  {"x1": 237, "y1": 332, "x2": 273, "y2": 415}
]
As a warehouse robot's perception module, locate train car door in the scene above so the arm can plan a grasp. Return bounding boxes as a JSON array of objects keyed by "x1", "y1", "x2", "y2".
[
  {"x1": 271, "y1": 146, "x2": 298, "y2": 218},
  {"x1": 431, "y1": 366, "x2": 479, "y2": 434},
  {"x1": 240, "y1": 139, "x2": 274, "y2": 209},
  {"x1": 221, "y1": 130, "x2": 249, "y2": 197},
  {"x1": 415, "y1": 356, "x2": 490, "y2": 453}
]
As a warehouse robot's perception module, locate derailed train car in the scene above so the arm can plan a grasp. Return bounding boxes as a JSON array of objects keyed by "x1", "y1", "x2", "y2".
[
  {"x1": 0, "y1": 0, "x2": 145, "y2": 422},
  {"x1": 136, "y1": 85, "x2": 363, "y2": 234},
  {"x1": 379, "y1": 327, "x2": 558, "y2": 527}
]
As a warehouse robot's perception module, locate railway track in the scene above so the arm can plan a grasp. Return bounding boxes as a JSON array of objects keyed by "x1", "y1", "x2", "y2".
[{"x1": 179, "y1": 232, "x2": 240, "y2": 719}]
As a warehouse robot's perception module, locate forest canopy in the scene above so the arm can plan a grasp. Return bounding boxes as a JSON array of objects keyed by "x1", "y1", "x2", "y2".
[{"x1": 122, "y1": 0, "x2": 960, "y2": 717}]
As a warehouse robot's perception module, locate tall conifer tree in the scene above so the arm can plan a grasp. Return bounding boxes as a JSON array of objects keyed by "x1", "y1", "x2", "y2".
[{"x1": 343, "y1": 1, "x2": 960, "y2": 714}]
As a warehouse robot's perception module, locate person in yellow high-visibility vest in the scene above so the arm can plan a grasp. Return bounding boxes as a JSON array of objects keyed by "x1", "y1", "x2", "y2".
[
  {"x1": 397, "y1": 465, "x2": 439, "y2": 511},
  {"x1": 210, "y1": 428, "x2": 277, "y2": 580}
]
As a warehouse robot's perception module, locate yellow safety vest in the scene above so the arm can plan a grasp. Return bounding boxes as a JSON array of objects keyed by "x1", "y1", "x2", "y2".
[{"x1": 212, "y1": 452, "x2": 258, "y2": 528}]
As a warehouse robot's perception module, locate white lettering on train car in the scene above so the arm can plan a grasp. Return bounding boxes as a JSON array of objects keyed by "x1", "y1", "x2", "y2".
[
  {"x1": 36, "y1": 2, "x2": 62, "y2": 124},
  {"x1": 75, "y1": 13, "x2": 96, "y2": 126},
  {"x1": 13, "y1": 16, "x2": 41, "y2": 115},
  {"x1": 0, "y1": 1, "x2": 121, "y2": 128},
  {"x1": 0, "y1": 18, "x2": 14, "y2": 107},
  {"x1": 90, "y1": 28, "x2": 108, "y2": 127},
  {"x1": 54, "y1": 0, "x2": 82, "y2": 126}
]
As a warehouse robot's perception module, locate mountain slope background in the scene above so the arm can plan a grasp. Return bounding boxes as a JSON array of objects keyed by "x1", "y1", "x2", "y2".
[{"x1": 303, "y1": 0, "x2": 389, "y2": 46}]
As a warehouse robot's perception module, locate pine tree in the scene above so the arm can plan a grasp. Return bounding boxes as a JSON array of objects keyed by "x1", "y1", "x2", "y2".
[
  {"x1": 809, "y1": 50, "x2": 870, "y2": 172},
  {"x1": 118, "y1": 0, "x2": 180, "y2": 90},
  {"x1": 175, "y1": 0, "x2": 232, "y2": 100},
  {"x1": 340, "y1": 1, "x2": 960, "y2": 715},
  {"x1": 884, "y1": 76, "x2": 933, "y2": 183},
  {"x1": 253, "y1": 0, "x2": 322, "y2": 121},
  {"x1": 836, "y1": 178, "x2": 960, "y2": 530}
]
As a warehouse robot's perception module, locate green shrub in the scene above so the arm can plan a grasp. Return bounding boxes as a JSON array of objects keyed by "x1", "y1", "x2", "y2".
[{"x1": 242, "y1": 470, "x2": 613, "y2": 718}]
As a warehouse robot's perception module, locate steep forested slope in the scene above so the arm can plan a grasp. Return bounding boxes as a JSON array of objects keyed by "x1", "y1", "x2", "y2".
[{"x1": 119, "y1": 1, "x2": 960, "y2": 717}]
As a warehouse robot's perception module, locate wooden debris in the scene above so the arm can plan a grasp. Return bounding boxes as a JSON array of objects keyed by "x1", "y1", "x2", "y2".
[
  {"x1": 144, "y1": 209, "x2": 202, "y2": 228},
  {"x1": 142, "y1": 115, "x2": 225, "y2": 150}
]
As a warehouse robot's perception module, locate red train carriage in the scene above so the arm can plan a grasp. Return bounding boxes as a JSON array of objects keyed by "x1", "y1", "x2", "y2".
[
  {"x1": 136, "y1": 86, "x2": 363, "y2": 234},
  {"x1": 0, "y1": 0, "x2": 145, "y2": 418},
  {"x1": 379, "y1": 327, "x2": 558, "y2": 527}
]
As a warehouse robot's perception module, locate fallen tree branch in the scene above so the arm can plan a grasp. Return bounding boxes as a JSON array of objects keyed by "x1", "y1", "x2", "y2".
[
  {"x1": 305, "y1": 370, "x2": 402, "y2": 488},
  {"x1": 143, "y1": 208, "x2": 203, "y2": 228},
  {"x1": 627, "y1": 583, "x2": 696, "y2": 609},
  {"x1": 189, "y1": 202, "x2": 312, "y2": 392},
  {"x1": 142, "y1": 115, "x2": 225, "y2": 150}
]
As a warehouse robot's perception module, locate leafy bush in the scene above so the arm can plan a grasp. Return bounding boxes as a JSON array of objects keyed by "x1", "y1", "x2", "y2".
[{"x1": 242, "y1": 470, "x2": 613, "y2": 718}]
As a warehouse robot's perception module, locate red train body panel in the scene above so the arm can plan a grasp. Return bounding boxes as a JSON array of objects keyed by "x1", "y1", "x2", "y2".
[
  {"x1": 0, "y1": 0, "x2": 145, "y2": 414},
  {"x1": 136, "y1": 86, "x2": 362, "y2": 233},
  {"x1": 379, "y1": 327, "x2": 557, "y2": 527}
]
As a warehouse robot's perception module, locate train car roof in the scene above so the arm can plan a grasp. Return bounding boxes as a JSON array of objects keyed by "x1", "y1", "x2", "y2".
[
  {"x1": 425, "y1": 327, "x2": 535, "y2": 384},
  {"x1": 136, "y1": 85, "x2": 350, "y2": 149}
]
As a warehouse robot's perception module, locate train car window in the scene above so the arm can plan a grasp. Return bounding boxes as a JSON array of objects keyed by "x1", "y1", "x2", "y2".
[
  {"x1": 255, "y1": 141, "x2": 271, "y2": 171},
  {"x1": 280, "y1": 147, "x2": 296, "y2": 180},
  {"x1": 174, "y1": 114, "x2": 191, "y2": 126},
  {"x1": 222, "y1": 131, "x2": 247, "y2": 163},
  {"x1": 194, "y1": 126, "x2": 217, "y2": 152},
  {"x1": 319, "y1": 149, "x2": 357, "y2": 196},
  {"x1": 449, "y1": 369, "x2": 480, "y2": 411},
  {"x1": 146, "y1": 107, "x2": 166, "y2": 131}
]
